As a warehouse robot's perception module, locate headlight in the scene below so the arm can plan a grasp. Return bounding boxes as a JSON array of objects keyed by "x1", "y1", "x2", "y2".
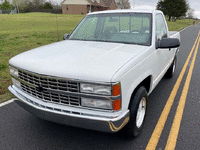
[
  {"x1": 9, "y1": 66, "x2": 18, "y2": 78},
  {"x1": 80, "y1": 83, "x2": 111, "y2": 95},
  {"x1": 12, "y1": 77, "x2": 21, "y2": 88},
  {"x1": 81, "y1": 97, "x2": 112, "y2": 109},
  {"x1": 80, "y1": 82, "x2": 121, "y2": 110}
]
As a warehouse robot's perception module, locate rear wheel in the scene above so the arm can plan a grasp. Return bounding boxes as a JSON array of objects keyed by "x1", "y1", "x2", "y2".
[{"x1": 123, "y1": 86, "x2": 148, "y2": 138}]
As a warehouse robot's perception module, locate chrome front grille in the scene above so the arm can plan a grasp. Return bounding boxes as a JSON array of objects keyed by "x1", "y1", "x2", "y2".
[
  {"x1": 18, "y1": 70, "x2": 80, "y2": 106},
  {"x1": 21, "y1": 83, "x2": 80, "y2": 106},
  {"x1": 18, "y1": 70, "x2": 79, "y2": 92}
]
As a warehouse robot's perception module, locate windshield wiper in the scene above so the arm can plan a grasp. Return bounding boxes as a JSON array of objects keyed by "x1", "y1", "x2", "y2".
[{"x1": 69, "y1": 38, "x2": 149, "y2": 46}]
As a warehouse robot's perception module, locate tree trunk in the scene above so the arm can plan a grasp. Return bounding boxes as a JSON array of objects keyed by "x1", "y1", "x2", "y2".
[
  {"x1": 172, "y1": 17, "x2": 176, "y2": 22},
  {"x1": 168, "y1": 16, "x2": 171, "y2": 21}
]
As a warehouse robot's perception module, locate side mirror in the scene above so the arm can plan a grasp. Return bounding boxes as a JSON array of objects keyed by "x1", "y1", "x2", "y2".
[
  {"x1": 63, "y1": 34, "x2": 70, "y2": 40},
  {"x1": 156, "y1": 38, "x2": 180, "y2": 49}
]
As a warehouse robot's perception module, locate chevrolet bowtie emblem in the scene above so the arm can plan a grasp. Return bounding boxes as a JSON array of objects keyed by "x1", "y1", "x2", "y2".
[{"x1": 36, "y1": 86, "x2": 43, "y2": 92}]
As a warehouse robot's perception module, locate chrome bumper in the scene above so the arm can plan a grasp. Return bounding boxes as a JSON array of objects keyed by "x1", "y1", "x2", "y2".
[{"x1": 8, "y1": 85, "x2": 130, "y2": 133}]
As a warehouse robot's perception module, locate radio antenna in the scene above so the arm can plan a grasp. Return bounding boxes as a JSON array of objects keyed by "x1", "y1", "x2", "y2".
[{"x1": 56, "y1": 14, "x2": 60, "y2": 41}]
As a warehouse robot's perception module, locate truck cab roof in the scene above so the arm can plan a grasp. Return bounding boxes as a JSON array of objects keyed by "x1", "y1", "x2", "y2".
[{"x1": 88, "y1": 9, "x2": 162, "y2": 15}]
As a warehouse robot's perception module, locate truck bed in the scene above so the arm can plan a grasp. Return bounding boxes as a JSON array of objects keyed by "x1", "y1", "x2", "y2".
[
  {"x1": 169, "y1": 31, "x2": 180, "y2": 42},
  {"x1": 169, "y1": 31, "x2": 179, "y2": 38}
]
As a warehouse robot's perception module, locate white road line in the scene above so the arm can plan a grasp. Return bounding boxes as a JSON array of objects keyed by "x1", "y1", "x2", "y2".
[{"x1": 0, "y1": 98, "x2": 17, "y2": 107}]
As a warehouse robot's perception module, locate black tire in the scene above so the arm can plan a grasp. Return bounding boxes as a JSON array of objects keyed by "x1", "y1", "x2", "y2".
[
  {"x1": 123, "y1": 86, "x2": 148, "y2": 138},
  {"x1": 165, "y1": 56, "x2": 177, "y2": 78}
]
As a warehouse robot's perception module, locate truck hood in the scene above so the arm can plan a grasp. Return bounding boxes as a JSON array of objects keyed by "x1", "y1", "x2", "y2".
[{"x1": 9, "y1": 40, "x2": 148, "y2": 82}]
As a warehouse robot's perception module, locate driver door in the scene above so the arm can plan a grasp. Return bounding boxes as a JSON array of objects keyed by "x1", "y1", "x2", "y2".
[{"x1": 155, "y1": 13, "x2": 170, "y2": 76}]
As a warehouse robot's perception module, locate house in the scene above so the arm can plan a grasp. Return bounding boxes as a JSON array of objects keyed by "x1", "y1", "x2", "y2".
[{"x1": 62, "y1": 0, "x2": 116, "y2": 15}]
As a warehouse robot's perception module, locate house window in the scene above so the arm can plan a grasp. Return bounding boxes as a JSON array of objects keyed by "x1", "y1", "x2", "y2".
[{"x1": 66, "y1": 6, "x2": 68, "y2": 10}]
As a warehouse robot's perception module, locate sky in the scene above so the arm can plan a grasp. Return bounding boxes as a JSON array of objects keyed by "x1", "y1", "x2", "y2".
[{"x1": 129, "y1": 0, "x2": 200, "y2": 19}]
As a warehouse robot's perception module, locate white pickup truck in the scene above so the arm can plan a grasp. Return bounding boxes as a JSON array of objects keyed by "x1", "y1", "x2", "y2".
[{"x1": 8, "y1": 9, "x2": 180, "y2": 137}]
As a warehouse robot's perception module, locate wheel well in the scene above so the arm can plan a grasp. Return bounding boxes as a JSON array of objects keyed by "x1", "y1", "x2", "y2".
[
  {"x1": 139, "y1": 76, "x2": 151, "y2": 93},
  {"x1": 128, "y1": 76, "x2": 151, "y2": 108}
]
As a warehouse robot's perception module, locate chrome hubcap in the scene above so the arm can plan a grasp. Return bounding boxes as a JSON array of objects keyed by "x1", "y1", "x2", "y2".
[
  {"x1": 172, "y1": 60, "x2": 176, "y2": 74},
  {"x1": 136, "y1": 97, "x2": 146, "y2": 128}
]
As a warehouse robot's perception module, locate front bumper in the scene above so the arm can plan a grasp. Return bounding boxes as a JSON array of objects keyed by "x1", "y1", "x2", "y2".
[{"x1": 8, "y1": 85, "x2": 130, "y2": 132}]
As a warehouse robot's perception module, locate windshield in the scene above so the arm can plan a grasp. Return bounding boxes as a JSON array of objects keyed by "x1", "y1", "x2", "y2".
[{"x1": 69, "y1": 13, "x2": 152, "y2": 46}]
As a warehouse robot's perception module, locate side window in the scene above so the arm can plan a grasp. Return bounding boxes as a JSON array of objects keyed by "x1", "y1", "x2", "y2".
[
  {"x1": 131, "y1": 16, "x2": 150, "y2": 33},
  {"x1": 155, "y1": 14, "x2": 167, "y2": 41}
]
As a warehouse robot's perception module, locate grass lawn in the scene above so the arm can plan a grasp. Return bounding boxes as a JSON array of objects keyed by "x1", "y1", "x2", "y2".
[
  {"x1": 0, "y1": 13, "x2": 84, "y2": 103},
  {"x1": 0, "y1": 12, "x2": 198, "y2": 103},
  {"x1": 166, "y1": 18, "x2": 199, "y2": 31}
]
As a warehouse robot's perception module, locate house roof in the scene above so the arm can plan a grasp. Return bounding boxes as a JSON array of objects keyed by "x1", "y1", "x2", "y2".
[
  {"x1": 62, "y1": 0, "x2": 115, "y2": 7},
  {"x1": 62, "y1": 0, "x2": 90, "y2": 5}
]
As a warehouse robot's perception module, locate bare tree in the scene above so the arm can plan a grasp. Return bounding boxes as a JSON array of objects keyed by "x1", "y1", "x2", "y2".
[
  {"x1": 187, "y1": 8, "x2": 194, "y2": 19},
  {"x1": 12, "y1": 0, "x2": 25, "y2": 13},
  {"x1": 12, "y1": 0, "x2": 20, "y2": 5},
  {"x1": 12, "y1": 0, "x2": 29, "y2": 6},
  {"x1": 115, "y1": 0, "x2": 131, "y2": 9},
  {"x1": 32, "y1": 0, "x2": 45, "y2": 8}
]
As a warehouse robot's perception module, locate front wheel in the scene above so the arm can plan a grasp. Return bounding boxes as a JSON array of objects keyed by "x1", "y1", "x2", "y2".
[
  {"x1": 165, "y1": 56, "x2": 177, "y2": 78},
  {"x1": 123, "y1": 86, "x2": 148, "y2": 138}
]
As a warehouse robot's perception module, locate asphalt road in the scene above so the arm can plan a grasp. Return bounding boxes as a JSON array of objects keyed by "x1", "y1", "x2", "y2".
[{"x1": 1, "y1": 23, "x2": 200, "y2": 150}]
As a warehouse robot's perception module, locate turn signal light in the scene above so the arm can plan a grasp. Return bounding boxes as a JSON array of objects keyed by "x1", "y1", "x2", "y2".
[
  {"x1": 113, "y1": 99, "x2": 121, "y2": 111},
  {"x1": 112, "y1": 83, "x2": 120, "y2": 96}
]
